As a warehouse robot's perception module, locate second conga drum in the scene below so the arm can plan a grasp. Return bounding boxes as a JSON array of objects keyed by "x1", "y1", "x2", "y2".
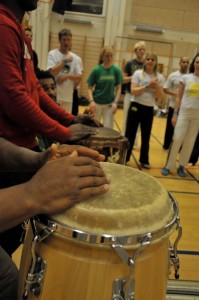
[
  {"x1": 18, "y1": 163, "x2": 181, "y2": 300},
  {"x1": 77, "y1": 127, "x2": 129, "y2": 164}
]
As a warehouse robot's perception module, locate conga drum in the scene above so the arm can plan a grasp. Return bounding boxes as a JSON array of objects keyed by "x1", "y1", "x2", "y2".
[
  {"x1": 77, "y1": 127, "x2": 129, "y2": 164},
  {"x1": 18, "y1": 163, "x2": 182, "y2": 300}
]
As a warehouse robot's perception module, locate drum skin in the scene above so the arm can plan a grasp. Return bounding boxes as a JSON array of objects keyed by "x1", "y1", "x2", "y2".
[{"x1": 18, "y1": 163, "x2": 174, "y2": 300}]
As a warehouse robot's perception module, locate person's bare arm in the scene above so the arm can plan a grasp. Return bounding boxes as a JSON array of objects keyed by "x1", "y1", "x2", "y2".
[
  {"x1": 171, "y1": 82, "x2": 184, "y2": 127},
  {"x1": 48, "y1": 54, "x2": 73, "y2": 77},
  {"x1": 123, "y1": 72, "x2": 132, "y2": 84},
  {"x1": 56, "y1": 73, "x2": 82, "y2": 84},
  {"x1": 88, "y1": 85, "x2": 96, "y2": 112},
  {"x1": 0, "y1": 138, "x2": 49, "y2": 172},
  {"x1": 0, "y1": 153, "x2": 110, "y2": 232},
  {"x1": 163, "y1": 88, "x2": 177, "y2": 97}
]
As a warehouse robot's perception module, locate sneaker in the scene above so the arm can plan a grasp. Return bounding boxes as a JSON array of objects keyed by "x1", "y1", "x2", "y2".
[
  {"x1": 161, "y1": 167, "x2": 169, "y2": 176},
  {"x1": 177, "y1": 166, "x2": 186, "y2": 177},
  {"x1": 141, "y1": 163, "x2": 151, "y2": 169}
]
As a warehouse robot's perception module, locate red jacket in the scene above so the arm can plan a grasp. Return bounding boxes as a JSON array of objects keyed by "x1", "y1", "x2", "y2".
[{"x1": 0, "y1": 5, "x2": 74, "y2": 148}]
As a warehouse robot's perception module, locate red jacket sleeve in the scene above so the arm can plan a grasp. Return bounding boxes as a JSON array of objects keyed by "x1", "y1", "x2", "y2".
[{"x1": 0, "y1": 22, "x2": 74, "y2": 143}]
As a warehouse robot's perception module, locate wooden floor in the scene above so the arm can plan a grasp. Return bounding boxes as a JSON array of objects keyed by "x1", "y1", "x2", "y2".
[{"x1": 13, "y1": 106, "x2": 199, "y2": 287}]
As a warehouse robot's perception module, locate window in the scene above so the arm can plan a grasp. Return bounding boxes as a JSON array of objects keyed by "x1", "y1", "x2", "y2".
[{"x1": 70, "y1": 0, "x2": 104, "y2": 15}]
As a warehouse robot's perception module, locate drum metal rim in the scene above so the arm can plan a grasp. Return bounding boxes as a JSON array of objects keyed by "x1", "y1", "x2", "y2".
[{"x1": 38, "y1": 193, "x2": 179, "y2": 247}]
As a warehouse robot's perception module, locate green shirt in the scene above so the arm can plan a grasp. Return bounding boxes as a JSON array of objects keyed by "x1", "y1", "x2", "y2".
[{"x1": 87, "y1": 64, "x2": 123, "y2": 104}]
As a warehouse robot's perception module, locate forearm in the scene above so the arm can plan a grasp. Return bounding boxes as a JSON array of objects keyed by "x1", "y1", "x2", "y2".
[
  {"x1": 57, "y1": 74, "x2": 82, "y2": 84},
  {"x1": 88, "y1": 87, "x2": 94, "y2": 102},
  {"x1": 173, "y1": 98, "x2": 181, "y2": 113},
  {"x1": 163, "y1": 88, "x2": 177, "y2": 97},
  {"x1": 155, "y1": 86, "x2": 164, "y2": 99},
  {"x1": 48, "y1": 61, "x2": 65, "y2": 77},
  {"x1": 123, "y1": 75, "x2": 131, "y2": 83},
  {"x1": 131, "y1": 85, "x2": 146, "y2": 96},
  {"x1": 0, "y1": 184, "x2": 38, "y2": 232},
  {"x1": 0, "y1": 139, "x2": 49, "y2": 172},
  {"x1": 114, "y1": 85, "x2": 121, "y2": 102}
]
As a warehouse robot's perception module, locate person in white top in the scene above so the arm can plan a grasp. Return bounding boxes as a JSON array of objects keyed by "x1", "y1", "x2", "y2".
[
  {"x1": 47, "y1": 29, "x2": 82, "y2": 113},
  {"x1": 125, "y1": 53, "x2": 164, "y2": 168},
  {"x1": 162, "y1": 53, "x2": 199, "y2": 177},
  {"x1": 163, "y1": 57, "x2": 190, "y2": 149}
]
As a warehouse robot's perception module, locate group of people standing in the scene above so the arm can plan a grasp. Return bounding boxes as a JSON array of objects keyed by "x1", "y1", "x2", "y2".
[
  {"x1": 41, "y1": 32, "x2": 199, "y2": 175},
  {"x1": 23, "y1": 23, "x2": 199, "y2": 176},
  {"x1": 121, "y1": 42, "x2": 199, "y2": 175}
]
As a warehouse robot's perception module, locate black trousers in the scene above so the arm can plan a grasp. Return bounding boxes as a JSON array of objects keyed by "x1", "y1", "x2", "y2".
[
  {"x1": 189, "y1": 132, "x2": 199, "y2": 165},
  {"x1": 125, "y1": 102, "x2": 154, "y2": 164},
  {"x1": 72, "y1": 89, "x2": 79, "y2": 116},
  {"x1": 163, "y1": 106, "x2": 174, "y2": 150},
  {"x1": 0, "y1": 246, "x2": 18, "y2": 300}
]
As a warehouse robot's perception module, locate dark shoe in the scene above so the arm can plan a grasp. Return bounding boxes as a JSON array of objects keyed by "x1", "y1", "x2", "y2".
[
  {"x1": 161, "y1": 167, "x2": 169, "y2": 176},
  {"x1": 177, "y1": 166, "x2": 186, "y2": 177},
  {"x1": 163, "y1": 146, "x2": 169, "y2": 150},
  {"x1": 141, "y1": 163, "x2": 151, "y2": 169}
]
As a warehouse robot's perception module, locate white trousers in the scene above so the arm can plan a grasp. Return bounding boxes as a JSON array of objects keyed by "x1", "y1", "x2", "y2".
[
  {"x1": 94, "y1": 103, "x2": 114, "y2": 129},
  {"x1": 59, "y1": 101, "x2": 72, "y2": 114},
  {"x1": 166, "y1": 108, "x2": 199, "y2": 169}
]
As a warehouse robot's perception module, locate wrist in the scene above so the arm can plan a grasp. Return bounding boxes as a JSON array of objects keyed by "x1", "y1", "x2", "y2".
[
  {"x1": 144, "y1": 83, "x2": 149, "y2": 89},
  {"x1": 113, "y1": 100, "x2": 118, "y2": 105},
  {"x1": 173, "y1": 111, "x2": 178, "y2": 116},
  {"x1": 89, "y1": 100, "x2": 94, "y2": 103},
  {"x1": 63, "y1": 58, "x2": 68, "y2": 65}
]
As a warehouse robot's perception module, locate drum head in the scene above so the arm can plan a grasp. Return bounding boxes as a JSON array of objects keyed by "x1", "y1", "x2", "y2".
[
  {"x1": 94, "y1": 127, "x2": 121, "y2": 139},
  {"x1": 51, "y1": 163, "x2": 173, "y2": 236}
]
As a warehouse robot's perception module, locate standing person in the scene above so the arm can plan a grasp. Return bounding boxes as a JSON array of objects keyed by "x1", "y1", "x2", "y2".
[
  {"x1": 24, "y1": 26, "x2": 40, "y2": 75},
  {"x1": 87, "y1": 46, "x2": 123, "y2": 128},
  {"x1": 161, "y1": 53, "x2": 199, "y2": 177},
  {"x1": 47, "y1": 29, "x2": 82, "y2": 113},
  {"x1": 122, "y1": 41, "x2": 146, "y2": 137},
  {"x1": 163, "y1": 57, "x2": 190, "y2": 149},
  {"x1": 0, "y1": 0, "x2": 100, "y2": 257},
  {"x1": 125, "y1": 53, "x2": 164, "y2": 168},
  {"x1": 0, "y1": 138, "x2": 110, "y2": 300}
]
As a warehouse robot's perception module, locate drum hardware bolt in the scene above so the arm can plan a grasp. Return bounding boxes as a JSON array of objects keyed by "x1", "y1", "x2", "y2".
[
  {"x1": 107, "y1": 147, "x2": 120, "y2": 164},
  {"x1": 169, "y1": 219, "x2": 182, "y2": 280},
  {"x1": 111, "y1": 234, "x2": 152, "y2": 300},
  {"x1": 22, "y1": 220, "x2": 56, "y2": 298},
  {"x1": 23, "y1": 255, "x2": 47, "y2": 298}
]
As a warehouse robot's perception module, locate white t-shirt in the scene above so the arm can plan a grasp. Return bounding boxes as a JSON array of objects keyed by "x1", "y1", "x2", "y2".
[
  {"x1": 47, "y1": 49, "x2": 82, "y2": 103},
  {"x1": 164, "y1": 70, "x2": 185, "y2": 108},
  {"x1": 180, "y1": 73, "x2": 199, "y2": 110},
  {"x1": 131, "y1": 70, "x2": 164, "y2": 106}
]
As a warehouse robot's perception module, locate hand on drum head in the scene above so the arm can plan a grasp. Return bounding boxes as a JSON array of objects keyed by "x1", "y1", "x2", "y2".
[
  {"x1": 73, "y1": 114, "x2": 103, "y2": 127},
  {"x1": 68, "y1": 124, "x2": 98, "y2": 142},
  {"x1": 25, "y1": 153, "x2": 110, "y2": 215},
  {"x1": 49, "y1": 143, "x2": 105, "y2": 162}
]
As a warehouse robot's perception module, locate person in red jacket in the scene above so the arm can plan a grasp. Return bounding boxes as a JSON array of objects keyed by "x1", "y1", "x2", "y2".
[
  {"x1": 0, "y1": 1, "x2": 98, "y2": 149},
  {"x1": 0, "y1": 0, "x2": 100, "y2": 256}
]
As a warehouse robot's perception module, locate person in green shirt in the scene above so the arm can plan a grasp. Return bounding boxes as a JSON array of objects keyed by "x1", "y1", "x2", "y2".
[{"x1": 87, "y1": 46, "x2": 123, "y2": 128}]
